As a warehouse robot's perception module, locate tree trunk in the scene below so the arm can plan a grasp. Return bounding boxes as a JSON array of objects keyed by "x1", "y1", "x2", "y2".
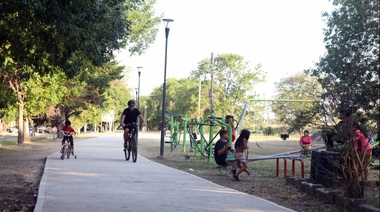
[
  {"x1": 17, "y1": 100, "x2": 24, "y2": 144},
  {"x1": 23, "y1": 119, "x2": 31, "y2": 142}
]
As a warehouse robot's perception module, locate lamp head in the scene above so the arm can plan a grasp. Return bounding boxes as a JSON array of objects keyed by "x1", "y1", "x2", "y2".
[
  {"x1": 344, "y1": 52, "x2": 355, "y2": 64},
  {"x1": 344, "y1": 56, "x2": 352, "y2": 64},
  {"x1": 137, "y1": 66, "x2": 142, "y2": 74},
  {"x1": 162, "y1": 19, "x2": 174, "y2": 29}
]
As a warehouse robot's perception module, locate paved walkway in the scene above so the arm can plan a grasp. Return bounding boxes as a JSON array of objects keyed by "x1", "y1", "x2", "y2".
[{"x1": 34, "y1": 134, "x2": 294, "y2": 212}]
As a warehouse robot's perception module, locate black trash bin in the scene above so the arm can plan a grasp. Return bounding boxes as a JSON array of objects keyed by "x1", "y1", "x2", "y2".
[{"x1": 310, "y1": 151, "x2": 341, "y2": 188}]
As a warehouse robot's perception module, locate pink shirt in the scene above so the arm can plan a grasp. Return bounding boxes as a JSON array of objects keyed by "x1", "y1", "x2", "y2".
[
  {"x1": 354, "y1": 133, "x2": 372, "y2": 155},
  {"x1": 300, "y1": 135, "x2": 312, "y2": 145}
]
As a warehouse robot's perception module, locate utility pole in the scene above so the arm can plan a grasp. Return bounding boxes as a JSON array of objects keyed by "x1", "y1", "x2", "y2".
[{"x1": 210, "y1": 52, "x2": 214, "y2": 114}]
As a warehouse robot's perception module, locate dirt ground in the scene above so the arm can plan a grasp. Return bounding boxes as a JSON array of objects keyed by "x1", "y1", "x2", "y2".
[
  {"x1": 0, "y1": 141, "x2": 58, "y2": 212},
  {"x1": 0, "y1": 136, "x2": 379, "y2": 212}
]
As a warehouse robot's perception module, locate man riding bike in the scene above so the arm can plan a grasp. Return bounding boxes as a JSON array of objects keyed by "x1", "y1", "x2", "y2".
[{"x1": 120, "y1": 100, "x2": 145, "y2": 149}]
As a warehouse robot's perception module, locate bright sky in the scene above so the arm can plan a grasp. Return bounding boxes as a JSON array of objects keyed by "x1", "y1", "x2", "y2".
[{"x1": 116, "y1": 0, "x2": 333, "y2": 98}]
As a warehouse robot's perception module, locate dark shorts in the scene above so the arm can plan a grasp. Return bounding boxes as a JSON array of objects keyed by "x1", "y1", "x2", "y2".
[
  {"x1": 123, "y1": 123, "x2": 137, "y2": 133},
  {"x1": 62, "y1": 136, "x2": 74, "y2": 147}
]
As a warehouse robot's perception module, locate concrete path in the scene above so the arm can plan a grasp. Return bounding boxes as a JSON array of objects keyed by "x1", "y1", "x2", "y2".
[{"x1": 34, "y1": 133, "x2": 294, "y2": 212}]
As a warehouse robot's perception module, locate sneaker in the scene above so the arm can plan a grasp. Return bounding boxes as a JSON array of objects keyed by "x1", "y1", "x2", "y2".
[
  {"x1": 233, "y1": 174, "x2": 240, "y2": 181},
  {"x1": 232, "y1": 170, "x2": 237, "y2": 175}
]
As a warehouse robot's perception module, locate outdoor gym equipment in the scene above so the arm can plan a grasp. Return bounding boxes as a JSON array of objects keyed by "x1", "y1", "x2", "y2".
[
  {"x1": 164, "y1": 111, "x2": 191, "y2": 152},
  {"x1": 187, "y1": 114, "x2": 235, "y2": 163}
]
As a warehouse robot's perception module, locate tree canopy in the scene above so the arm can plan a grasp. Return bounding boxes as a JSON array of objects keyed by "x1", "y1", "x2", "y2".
[
  {"x1": 0, "y1": 0, "x2": 161, "y2": 143},
  {"x1": 190, "y1": 53, "x2": 265, "y2": 117},
  {"x1": 309, "y1": 0, "x2": 379, "y2": 118},
  {"x1": 272, "y1": 72, "x2": 323, "y2": 134}
]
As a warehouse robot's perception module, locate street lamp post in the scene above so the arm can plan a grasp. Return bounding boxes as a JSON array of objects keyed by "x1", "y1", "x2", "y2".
[
  {"x1": 137, "y1": 66, "x2": 142, "y2": 109},
  {"x1": 210, "y1": 52, "x2": 214, "y2": 114},
  {"x1": 137, "y1": 66, "x2": 142, "y2": 131},
  {"x1": 135, "y1": 88, "x2": 138, "y2": 100},
  {"x1": 160, "y1": 18, "x2": 174, "y2": 157},
  {"x1": 144, "y1": 104, "x2": 147, "y2": 132}
]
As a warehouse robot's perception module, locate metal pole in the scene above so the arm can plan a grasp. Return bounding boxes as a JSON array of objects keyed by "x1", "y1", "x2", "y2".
[
  {"x1": 137, "y1": 67, "x2": 142, "y2": 131},
  {"x1": 144, "y1": 105, "x2": 147, "y2": 132},
  {"x1": 137, "y1": 67, "x2": 142, "y2": 109},
  {"x1": 198, "y1": 77, "x2": 201, "y2": 120},
  {"x1": 160, "y1": 19, "x2": 173, "y2": 157},
  {"x1": 210, "y1": 52, "x2": 214, "y2": 114}
]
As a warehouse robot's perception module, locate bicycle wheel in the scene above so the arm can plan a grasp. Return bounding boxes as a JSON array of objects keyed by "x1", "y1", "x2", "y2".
[
  {"x1": 131, "y1": 135, "x2": 138, "y2": 162},
  {"x1": 61, "y1": 145, "x2": 66, "y2": 160},
  {"x1": 66, "y1": 144, "x2": 71, "y2": 159},
  {"x1": 124, "y1": 141, "x2": 131, "y2": 161}
]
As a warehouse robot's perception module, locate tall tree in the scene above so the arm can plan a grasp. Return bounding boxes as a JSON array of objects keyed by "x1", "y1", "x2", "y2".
[
  {"x1": 0, "y1": 0, "x2": 161, "y2": 143},
  {"x1": 309, "y1": 0, "x2": 379, "y2": 118},
  {"x1": 190, "y1": 53, "x2": 265, "y2": 118},
  {"x1": 272, "y1": 72, "x2": 323, "y2": 134},
  {"x1": 308, "y1": 0, "x2": 379, "y2": 198},
  {"x1": 146, "y1": 78, "x2": 199, "y2": 128}
]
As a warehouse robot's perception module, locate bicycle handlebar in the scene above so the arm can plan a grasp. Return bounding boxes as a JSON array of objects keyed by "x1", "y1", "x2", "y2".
[
  {"x1": 122, "y1": 122, "x2": 139, "y2": 127},
  {"x1": 62, "y1": 131, "x2": 74, "y2": 137}
]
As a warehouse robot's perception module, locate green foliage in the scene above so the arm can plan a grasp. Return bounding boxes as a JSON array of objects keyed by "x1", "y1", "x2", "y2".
[
  {"x1": 309, "y1": 0, "x2": 379, "y2": 117},
  {"x1": 0, "y1": 0, "x2": 134, "y2": 78},
  {"x1": 272, "y1": 72, "x2": 323, "y2": 133},
  {"x1": 144, "y1": 54, "x2": 266, "y2": 129},
  {"x1": 124, "y1": 0, "x2": 162, "y2": 55},
  {"x1": 23, "y1": 71, "x2": 67, "y2": 118},
  {"x1": 263, "y1": 126, "x2": 275, "y2": 136},
  {"x1": 102, "y1": 78, "x2": 131, "y2": 125},
  {"x1": 190, "y1": 53, "x2": 265, "y2": 118},
  {"x1": 308, "y1": 0, "x2": 379, "y2": 199},
  {"x1": 146, "y1": 78, "x2": 199, "y2": 128},
  {"x1": 0, "y1": 0, "x2": 161, "y2": 141}
]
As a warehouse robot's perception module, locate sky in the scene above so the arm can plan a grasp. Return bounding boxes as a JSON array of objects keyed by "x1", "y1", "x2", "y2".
[{"x1": 115, "y1": 0, "x2": 333, "y2": 98}]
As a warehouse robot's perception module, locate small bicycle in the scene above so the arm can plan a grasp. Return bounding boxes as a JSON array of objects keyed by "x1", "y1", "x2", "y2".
[
  {"x1": 123, "y1": 122, "x2": 138, "y2": 163},
  {"x1": 60, "y1": 131, "x2": 77, "y2": 160}
]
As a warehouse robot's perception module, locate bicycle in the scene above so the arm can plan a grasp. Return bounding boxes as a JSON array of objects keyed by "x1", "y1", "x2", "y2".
[
  {"x1": 60, "y1": 131, "x2": 77, "y2": 160},
  {"x1": 123, "y1": 122, "x2": 138, "y2": 162}
]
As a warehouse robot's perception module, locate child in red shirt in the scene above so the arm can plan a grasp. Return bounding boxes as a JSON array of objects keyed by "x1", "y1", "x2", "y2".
[
  {"x1": 300, "y1": 130, "x2": 312, "y2": 149},
  {"x1": 61, "y1": 120, "x2": 76, "y2": 155}
]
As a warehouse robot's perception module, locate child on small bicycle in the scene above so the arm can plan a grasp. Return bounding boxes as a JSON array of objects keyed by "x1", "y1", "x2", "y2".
[{"x1": 61, "y1": 120, "x2": 76, "y2": 155}]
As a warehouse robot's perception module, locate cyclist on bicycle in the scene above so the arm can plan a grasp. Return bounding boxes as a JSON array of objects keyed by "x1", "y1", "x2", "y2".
[
  {"x1": 61, "y1": 120, "x2": 76, "y2": 155},
  {"x1": 121, "y1": 100, "x2": 145, "y2": 149}
]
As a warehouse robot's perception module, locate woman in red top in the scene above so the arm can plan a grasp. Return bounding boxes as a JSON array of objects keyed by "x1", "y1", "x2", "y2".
[
  {"x1": 300, "y1": 130, "x2": 312, "y2": 149},
  {"x1": 354, "y1": 129, "x2": 373, "y2": 181},
  {"x1": 354, "y1": 129, "x2": 372, "y2": 156}
]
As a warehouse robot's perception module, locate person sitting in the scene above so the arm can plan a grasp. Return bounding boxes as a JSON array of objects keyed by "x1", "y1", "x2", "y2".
[
  {"x1": 300, "y1": 130, "x2": 312, "y2": 156},
  {"x1": 214, "y1": 129, "x2": 237, "y2": 175}
]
